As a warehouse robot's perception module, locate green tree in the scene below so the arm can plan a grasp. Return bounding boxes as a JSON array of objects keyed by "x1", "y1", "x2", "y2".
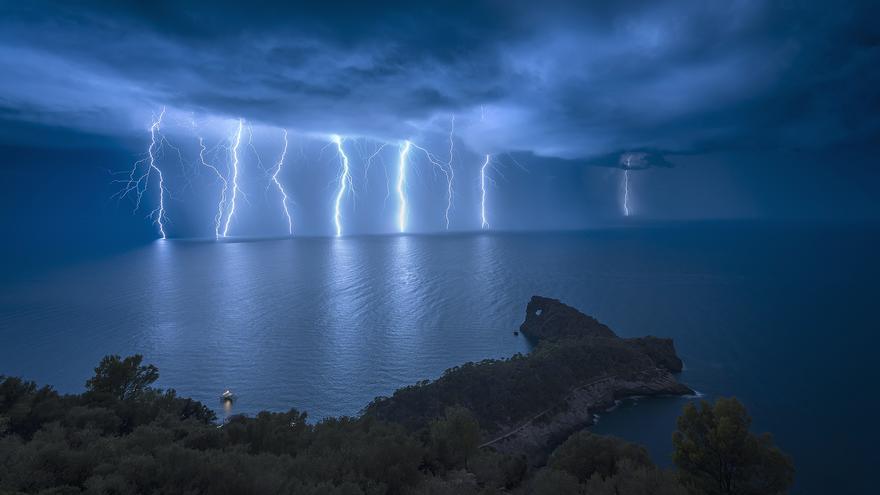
[
  {"x1": 429, "y1": 406, "x2": 481, "y2": 469},
  {"x1": 528, "y1": 468, "x2": 581, "y2": 495},
  {"x1": 468, "y1": 450, "x2": 527, "y2": 489},
  {"x1": 672, "y1": 398, "x2": 794, "y2": 495},
  {"x1": 548, "y1": 431, "x2": 652, "y2": 482},
  {"x1": 583, "y1": 459, "x2": 686, "y2": 495},
  {"x1": 85, "y1": 354, "x2": 159, "y2": 401}
]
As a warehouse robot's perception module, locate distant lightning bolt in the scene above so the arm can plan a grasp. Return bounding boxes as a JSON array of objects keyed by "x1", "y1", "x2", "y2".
[
  {"x1": 271, "y1": 130, "x2": 293, "y2": 235},
  {"x1": 623, "y1": 155, "x2": 631, "y2": 217},
  {"x1": 198, "y1": 137, "x2": 228, "y2": 239},
  {"x1": 116, "y1": 107, "x2": 169, "y2": 239},
  {"x1": 397, "y1": 140, "x2": 412, "y2": 232},
  {"x1": 480, "y1": 154, "x2": 491, "y2": 229},
  {"x1": 222, "y1": 119, "x2": 244, "y2": 238},
  {"x1": 331, "y1": 135, "x2": 352, "y2": 237}
]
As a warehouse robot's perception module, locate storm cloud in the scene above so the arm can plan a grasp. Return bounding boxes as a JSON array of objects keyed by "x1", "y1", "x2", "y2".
[{"x1": 0, "y1": 0, "x2": 877, "y2": 162}]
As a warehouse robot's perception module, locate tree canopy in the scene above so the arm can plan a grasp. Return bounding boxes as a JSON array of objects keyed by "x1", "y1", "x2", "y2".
[
  {"x1": 0, "y1": 356, "x2": 793, "y2": 495},
  {"x1": 673, "y1": 397, "x2": 794, "y2": 495},
  {"x1": 84, "y1": 354, "x2": 159, "y2": 401}
]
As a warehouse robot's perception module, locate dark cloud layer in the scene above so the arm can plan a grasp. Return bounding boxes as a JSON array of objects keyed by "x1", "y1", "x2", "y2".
[{"x1": 0, "y1": 0, "x2": 877, "y2": 162}]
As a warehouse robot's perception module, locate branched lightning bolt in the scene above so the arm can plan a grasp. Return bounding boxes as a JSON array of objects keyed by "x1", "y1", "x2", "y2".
[
  {"x1": 199, "y1": 137, "x2": 228, "y2": 239},
  {"x1": 222, "y1": 119, "x2": 244, "y2": 237},
  {"x1": 270, "y1": 130, "x2": 293, "y2": 235},
  {"x1": 149, "y1": 111, "x2": 168, "y2": 239},
  {"x1": 116, "y1": 107, "x2": 169, "y2": 239},
  {"x1": 396, "y1": 140, "x2": 412, "y2": 232},
  {"x1": 364, "y1": 142, "x2": 389, "y2": 186},
  {"x1": 331, "y1": 135, "x2": 352, "y2": 237},
  {"x1": 480, "y1": 154, "x2": 491, "y2": 230},
  {"x1": 409, "y1": 142, "x2": 453, "y2": 229}
]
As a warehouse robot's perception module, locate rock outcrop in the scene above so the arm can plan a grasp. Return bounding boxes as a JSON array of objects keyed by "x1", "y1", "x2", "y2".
[{"x1": 520, "y1": 296, "x2": 616, "y2": 341}]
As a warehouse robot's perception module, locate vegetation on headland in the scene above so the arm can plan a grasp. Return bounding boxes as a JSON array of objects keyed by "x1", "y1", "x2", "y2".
[
  {"x1": 364, "y1": 336, "x2": 687, "y2": 435},
  {"x1": 365, "y1": 296, "x2": 691, "y2": 436},
  {"x1": 0, "y1": 354, "x2": 793, "y2": 494}
]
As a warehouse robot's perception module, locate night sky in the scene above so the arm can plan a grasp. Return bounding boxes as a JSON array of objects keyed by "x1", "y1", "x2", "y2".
[{"x1": 1, "y1": 1, "x2": 878, "y2": 253}]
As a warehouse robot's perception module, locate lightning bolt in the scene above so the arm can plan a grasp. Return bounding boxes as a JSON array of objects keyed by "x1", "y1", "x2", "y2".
[
  {"x1": 409, "y1": 141, "x2": 453, "y2": 230},
  {"x1": 149, "y1": 110, "x2": 168, "y2": 239},
  {"x1": 222, "y1": 119, "x2": 244, "y2": 238},
  {"x1": 396, "y1": 140, "x2": 412, "y2": 232},
  {"x1": 198, "y1": 137, "x2": 228, "y2": 239},
  {"x1": 331, "y1": 134, "x2": 352, "y2": 237},
  {"x1": 116, "y1": 107, "x2": 169, "y2": 239},
  {"x1": 443, "y1": 116, "x2": 456, "y2": 230},
  {"x1": 623, "y1": 155, "x2": 631, "y2": 217},
  {"x1": 270, "y1": 130, "x2": 293, "y2": 235},
  {"x1": 363, "y1": 142, "x2": 389, "y2": 185},
  {"x1": 480, "y1": 154, "x2": 491, "y2": 229}
]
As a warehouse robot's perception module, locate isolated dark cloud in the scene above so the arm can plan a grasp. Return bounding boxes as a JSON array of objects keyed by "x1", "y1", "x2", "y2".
[{"x1": 0, "y1": 0, "x2": 877, "y2": 161}]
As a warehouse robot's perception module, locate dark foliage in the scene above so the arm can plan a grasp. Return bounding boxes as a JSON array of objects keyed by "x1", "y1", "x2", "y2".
[
  {"x1": 548, "y1": 431, "x2": 652, "y2": 482},
  {"x1": 0, "y1": 357, "x2": 443, "y2": 494},
  {"x1": 364, "y1": 337, "x2": 658, "y2": 434},
  {"x1": 673, "y1": 398, "x2": 794, "y2": 495},
  {"x1": 0, "y1": 356, "x2": 791, "y2": 495},
  {"x1": 429, "y1": 406, "x2": 481, "y2": 470},
  {"x1": 85, "y1": 355, "x2": 159, "y2": 401}
]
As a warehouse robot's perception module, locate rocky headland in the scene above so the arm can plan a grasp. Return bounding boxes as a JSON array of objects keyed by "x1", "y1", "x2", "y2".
[{"x1": 365, "y1": 295, "x2": 693, "y2": 464}]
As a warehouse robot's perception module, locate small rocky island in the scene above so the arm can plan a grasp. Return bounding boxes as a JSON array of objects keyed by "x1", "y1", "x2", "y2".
[{"x1": 366, "y1": 295, "x2": 693, "y2": 464}]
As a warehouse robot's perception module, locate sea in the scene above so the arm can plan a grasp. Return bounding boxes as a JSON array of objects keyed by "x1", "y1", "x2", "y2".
[{"x1": 1, "y1": 221, "x2": 876, "y2": 493}]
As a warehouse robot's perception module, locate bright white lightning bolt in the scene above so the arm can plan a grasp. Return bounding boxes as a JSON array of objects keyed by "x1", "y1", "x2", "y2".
[
  {"x1": 443, "y1": 116, "x2": 455, "y2": 230},
  {"x1": 149, "y1": 110, "x2": 168, "y2": 239},
  {"x1": 270, "y1": 130, "x2": 293, "y2": 235},
  {"x1": 116, "y1": 108, "x2": 169, "y2": 239},
  {"x1": 331, "y1": 135, "x2": 352, "y2": 237},
  {"x1": 480, "y1": 154, "x2": 491, "y2": 229},
  {"x1": 397, "y1": 140, "x2": 412, "y2": 232},
  {"x1": 222, "y1": 119, "x2": 244, "y2": 238},
  {"x1": 198, "y1": 137, "x2": 228, "y2": 239}
]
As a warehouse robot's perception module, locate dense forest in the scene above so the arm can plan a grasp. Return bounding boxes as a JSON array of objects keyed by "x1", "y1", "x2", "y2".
[{"x1": 0, "y1": 354, "x2": 793, "y2": 494}]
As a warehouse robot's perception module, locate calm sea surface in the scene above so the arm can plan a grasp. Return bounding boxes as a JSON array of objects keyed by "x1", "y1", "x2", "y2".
[{"x1": 1, "y1": 222, "x2": 876, "y2": 493}]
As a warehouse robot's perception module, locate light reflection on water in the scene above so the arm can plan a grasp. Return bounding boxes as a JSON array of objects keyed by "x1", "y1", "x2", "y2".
[{"x1": 2, "y1": 234, "x2": 531, "y2": 419}]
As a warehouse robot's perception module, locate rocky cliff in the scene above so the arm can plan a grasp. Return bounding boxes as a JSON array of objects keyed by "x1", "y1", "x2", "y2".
[{"x1": 520, "y1": 295, "x2": 617, "y2": 341}]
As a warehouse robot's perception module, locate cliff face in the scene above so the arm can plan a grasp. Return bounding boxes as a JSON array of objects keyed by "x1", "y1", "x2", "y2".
[{"x1": 366, "y1": 296, "x2": 692, "y2": 464}]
